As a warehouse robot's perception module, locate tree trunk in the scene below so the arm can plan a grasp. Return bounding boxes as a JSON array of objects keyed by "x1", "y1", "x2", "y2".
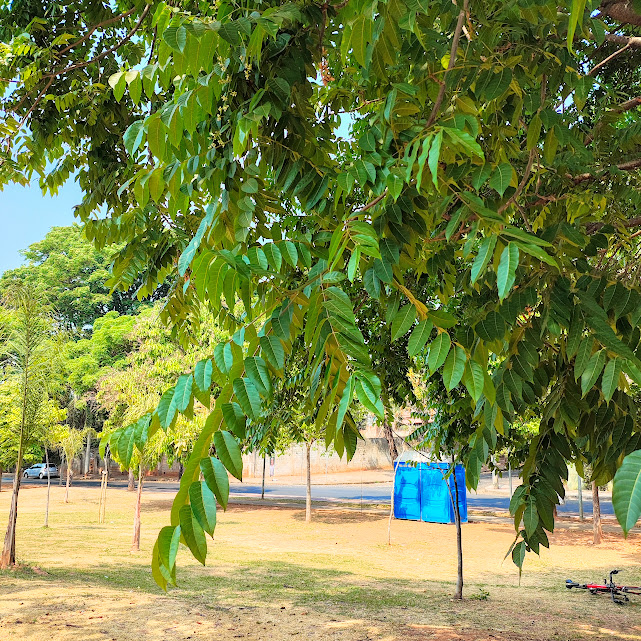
[
  {"x1": 83, "y1": 433, "x2": 91, "y2": 475},
  {"x1": 388, "y1": 466, "x2": 396, "y2": 545},
  {"x1": 131, "y1": 465, "x2": 143, "y2": 551},
  {"x1": 383, "y1": 421, "x2": 398, "y2": 462},
  {"x1": 44, "y1": 449, "x2": 51, "y2": 528},
  {"x1": 508, "y1": 461, "x2": 513, "y2": 498},
  {"x1": 127, "y1": 469, "x2": 135, "y2": 492},
  {"x1": 59, "y1": 453, "x2": 64, "y2": 486},
  {"x1": 261, "y1": 455, "x2": 266, "y2": 500},
  {"x1": 452, "y1": 464, "x2": 463, "y2": 600},
  {"x1": 305, "y1": 443, "x2": 312, "y2": 523},
  {"x1": 592, "y1": 481, "x2": 603, "y2": 544},
  {"x1": 0, "y1": 464, "x2": 3, "y2": 493},
  {"x1": 64, "y1": 460, "x2": 71, "y2": 503},
  {"x1": 578, "y1": 476, "x2": 584, "y2": 521},
  {"x1": 491, "y1": 456, "x2": 499, "y2": 489},
  {"x1": 1, "y1": 441, "x2": 24, "y2": 568}
]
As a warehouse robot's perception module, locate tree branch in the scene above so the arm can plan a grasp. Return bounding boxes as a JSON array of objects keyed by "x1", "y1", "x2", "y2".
[
  {"x1": 588, "y1": 42, "x2": 630, "y2": 76},
  {"x1": 357, "y1": 190, "x2": 387, "y2": 212},
  {"x1": 56, "y1": 6, "x2": 138, "y2": 57},
  {"x1": 425, "y1": 0, "x2": 468, "y2": 129},
  {"x1": 572, "y1": 157, "x2": 641, "y2": 184},
  {"x1": 498, "y1": 148, "x2": 536, "y2": 214}
]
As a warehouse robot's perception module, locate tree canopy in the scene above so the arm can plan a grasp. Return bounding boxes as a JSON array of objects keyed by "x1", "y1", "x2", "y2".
[{"x1": 4, "y1": 0, "x2": 641, "y2": 582}]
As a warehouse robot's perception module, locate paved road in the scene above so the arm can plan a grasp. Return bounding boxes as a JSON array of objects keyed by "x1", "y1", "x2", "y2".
[{"x1": 6, "y1": 474, "x2": 612, "y2": 517}]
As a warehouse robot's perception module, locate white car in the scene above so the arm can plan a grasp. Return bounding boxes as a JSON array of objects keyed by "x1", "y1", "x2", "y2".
[{"x1": 23, "y1": 463, "x2": 59, "y2": 479}]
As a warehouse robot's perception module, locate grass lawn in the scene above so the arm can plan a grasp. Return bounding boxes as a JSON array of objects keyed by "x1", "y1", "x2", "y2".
[{"x1": 0, "y1": 482, "x2": 640, "y2": 640}]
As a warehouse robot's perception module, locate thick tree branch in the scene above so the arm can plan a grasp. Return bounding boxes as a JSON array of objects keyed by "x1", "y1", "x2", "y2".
[
  {"x1": 425, "y1": 0, "x2": 468, "y2": 129},
  {"x1": 572, "y1": 157, "x2": 641, "y2": 184},
  {"x1": 600, "y1": 1, "x2": 641, "y2": 27},
  {"x1": 605, "y1": 33, "x2": 641, "y2": 47}
]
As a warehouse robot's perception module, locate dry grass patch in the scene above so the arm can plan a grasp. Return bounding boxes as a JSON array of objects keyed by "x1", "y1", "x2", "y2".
[{"x1": 0, "y1": 483, "x2": 640, "y2": 640}]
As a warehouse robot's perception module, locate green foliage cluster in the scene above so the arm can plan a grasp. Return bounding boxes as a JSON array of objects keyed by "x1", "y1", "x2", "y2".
[{"x1": 4, "y1": 0, "x2": 641, "y2": 580}]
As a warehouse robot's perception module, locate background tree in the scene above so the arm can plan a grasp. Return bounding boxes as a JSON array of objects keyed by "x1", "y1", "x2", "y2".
[
  {"x1": 0, "y1": 225, "x2": 141, "y2": 336},
  {"x1": 55, "y1": 425, "x2": 87, "y2": 503},
  {"x1": 0, "y1": 286, "x2": 65, "y2": 568}
]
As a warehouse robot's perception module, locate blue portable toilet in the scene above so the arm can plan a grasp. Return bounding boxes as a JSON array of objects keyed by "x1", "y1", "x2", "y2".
[{"x1": 393, "y1": 452, "x2": 467, "y2": 524}]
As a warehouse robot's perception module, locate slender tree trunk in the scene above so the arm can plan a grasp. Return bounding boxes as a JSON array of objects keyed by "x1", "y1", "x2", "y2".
[
  {"x1": 491, "y1": 456, "x2": 499, "y2": 489},
  {"x1": 83, "y1": 433, "x2": 91, "y2": 475},
  {"x1": 592, "y1": 481, "x2": 603, "y2": 544},
  {"x1": 44, "y1": 449, "x2": 51, "y2": 528},
  {"x1": 127, "y1": 469, "x2": 135, "y2": 492},
  {"x1": 388, "y1": 466, "x2": 396, "y2": 545},
  {"x1": 261, "y1": 455, "x2": 266, "y2": 500},
  {"x1": 305, "y1": 443, "x2": 312, "y2": 523},
  {"x1": 508, "y1": 461, "x2": 513, "y2": 498},
  {"x1": 131, "y1": 465, "x2": 144, "y2": 551},
  {"x1": 0, "y1": 464, "x2": 3, "y2": 493},
  {"x1": 64, "y1": 460, "x2": 71, "y2": 503},
  {"x1": 59, "y1": 453, "x2": 64, "y2": 486},
  {"x1": 578, "y1": 476, "x2": 584, "y2": 521},
  {"x1": 452, "y1": 463, "x2": 463, "y2": 600},
  {"x1": 1, "y1": 438, "x2": 24, "y2": 568}
]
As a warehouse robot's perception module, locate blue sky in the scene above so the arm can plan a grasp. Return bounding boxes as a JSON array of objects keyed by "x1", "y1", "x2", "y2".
[{"x1": 0, "y1": 180, "x2": 80, "y2": 274}]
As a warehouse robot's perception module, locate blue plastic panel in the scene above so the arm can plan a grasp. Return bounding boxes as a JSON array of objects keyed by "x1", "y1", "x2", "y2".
[
  {"x1": 419, "y1": 464, "x2": 450, "y2": 523},
  {"x1": 394, "y1": 462, "x2": 467, "y2": 524},
  {"x1": 394, "y1": 464, "x2": 421, "y2": 520}
]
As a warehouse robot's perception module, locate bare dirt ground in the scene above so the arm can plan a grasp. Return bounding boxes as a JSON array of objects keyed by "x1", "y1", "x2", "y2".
[{"x1": 0, "y1": 483, "x2": 640, "y2": 640}]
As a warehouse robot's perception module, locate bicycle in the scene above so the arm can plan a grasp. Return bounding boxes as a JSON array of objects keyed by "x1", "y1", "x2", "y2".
[{"x1": 566, "y1": 569, "x2": 641, "y2": 604}]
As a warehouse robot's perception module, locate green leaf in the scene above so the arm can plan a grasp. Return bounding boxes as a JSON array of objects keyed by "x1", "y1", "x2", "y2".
[
  {"x1": 475, "y1": 311, "x2": 506, "y2": 342},
  {"x1": 613, "y1": 450, "x2": 641, "y2": 536},
  {"x1": 201, "y1": 456, "x2": 230, "y2": 510},
  {"x1": 489, "y1": 163, "x2": 513, "y2": 197},
  {"x1": 221, "y1": 402, "x2": 246, "y2": 439},
  {"x1": 244, "y1": 356, "x2": 271, "y2": 397},
  {"x1": 280, "y1": 240, "x2": 298, "y2": 267},
  {"x1": 355, "y1": 373, "x2": 384, "y2": 418},
  {"x1": 194, "y1": 359, "x2": 213, "y2": 393},
  {"x1": 512, "y1": 540, "x2": 525, "y2": 570},
  {"x1": 428, "y1": 130, "x2": 443, "y2": 188},
  {"x1": 173, "y1": 374, "x2": 193, "y2": 412},
  {"x1": 428, "y1": 332, "x2": 451, "y2": 373},
  {"x1": 471, "y1": 236, "x2": 497, "y2": 284},
  {"x1": 580, "y1": 349, "x2": 606, "y2": 397},
  {"x1": 179, "y1": 504, "x2": 207, "y2": 565},
  {"x1": 350, "y1": 16, "x2": 372, "y2": 67},
  {"x1": 443, "y1": 346, "x2": 466, "y2": 391},
  {"x1": 428, "y1": 309, "x2": 457, "y2": 329},
  {"x1": 232, "y1": 377, "x2": 261, "y2": 419},
  {"x1": 574, "y1": 337, "x2": 594, "y2": 381},
  {"x1": 601, "y1": 358, "x2": 621, "y2": 403},
  {"x1": 567, "y1": 0, "x2": 587, "y2": 52},
  {"x1": 260, "y1": 336, "x2": 285, "y2": 369},
  {"x1": 497, "y1": 243, "x2": 519, "y2": 300},
  {"x1": 164, "y1": 25, "x2": 187, "y2": 52},
  {"x1": 263, "y1": 243, "x2": 282, "y2": 272},
  {"x1": 157, "y1": 525, "x2": 181, "y2": 574},
  {"x1": 213, "y1": 430, "x2": 243, "y2": 480},
  {"x1": 189, "y1": 481, "x2": 217, "y2": 537},
  {"x1": 391, "y1": 305, "x2": 417, "y2": 341},
  {"x1": 523, "y1": 499, "x2": 539, "y2": 538},
  {"x1": 123, "y1": 121, "x2": 144, "y2": 155},
  {"x1": 407, "y1": 319, "x2": 434, "y2": 357},
  {"x1": 463, "y1": 360, "x2": 485, "y2": 403},
  {"x1": 157, "y1": 387, "x2": 177, "y2": 430}
]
